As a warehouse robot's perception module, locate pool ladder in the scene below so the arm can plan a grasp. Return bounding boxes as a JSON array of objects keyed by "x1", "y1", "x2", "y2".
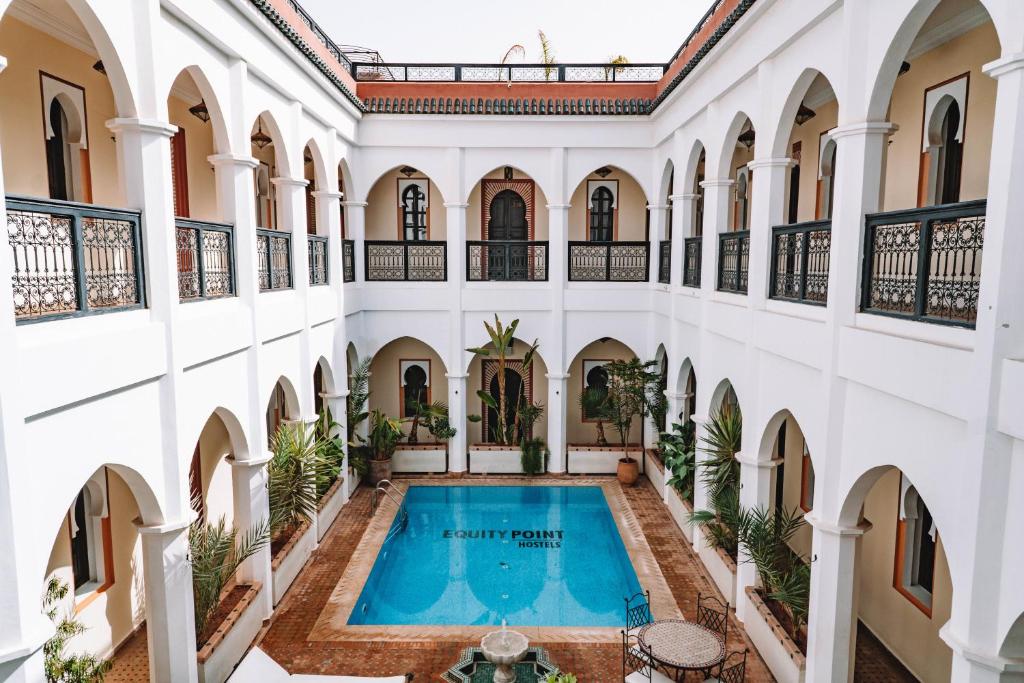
[{"x1": 372, "y1": 480, "x2": 409, "y2": 543}]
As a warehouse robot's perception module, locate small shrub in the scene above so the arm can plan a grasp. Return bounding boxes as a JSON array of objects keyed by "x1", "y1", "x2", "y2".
[
  {"x1": 42, "y1": 577, "x2": 113, "y2": 682},
  {"x1": 520, "y1": 437, "x2": 549, "y2": 475}
]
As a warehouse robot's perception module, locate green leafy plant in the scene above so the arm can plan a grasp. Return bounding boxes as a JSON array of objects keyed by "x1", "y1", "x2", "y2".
[
  {"x1": 466, "y1": 316, "x2": 540, "y2": 446},
  {"x1": 405, "y1": 400, "x2": 457, "y2": 444},
  {"x1": 42, "y1": 577, "x2": 113, "y2": 682},
  {"x1": 599, "y1": 358, "x2": 663, "y2": 461},
  {"x1": 346, "y1": 356, "x2": 372, "y2": 446},
  {"x1": 660, "y1": 421, "x2": 696, "y2": 501},
  {"x1": 189, "y1": 516, "x2": 270, "y2": 644},
  {"x1": 579, "y1": 385, "x2": 610, "y2": 446},
  {"x1": 314, "y1": 408, "x2": 346, "y2": 499},
  {"x1": 267, "y1": 422, "x2": 328, "y2": 540},
  {"x1": 520, "y1": 437, "x2": 549, "y2": 475},
  {"x1": 545, "y1": 674, "x2": 577, "y2": 683},
  {"x1": 368, "y1": 409, "x2": 403, "y2": 461},
  {"x1": 690, "y1": 404, "x2": 742, "y2": 559}
]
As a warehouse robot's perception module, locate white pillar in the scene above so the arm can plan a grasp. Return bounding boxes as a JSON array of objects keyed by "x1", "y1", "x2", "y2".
[
  {"x1": 445, "y1": 200, "x2": 469, "y2": 475},
  {"x1": 734, "y1": 453, "x2": 778, "y2": 621},
  {"x1": 446, "y1": 374, "x2": 468, "y2": 473},
  {"x1": 229, "y1": 455, "x2": 273, "y2": 618},
  {"x1": 647, "y1": 203, "x2": 670, "y2": 286},
  {"x1": 322, "y1": 392, "x2": 351, "y2": 503},
  {"x1": 137, "y1": 519, "x2": 199, "y2": 683},
  {"x1": 343, "y1": 201, "x2": 367, "y2": 286},
  {"x1": 746, "y1": 158, "x2": 793, "y2": 307},
  {"x1": 690, "y1": 413, "x2": 710, "y2": 550},
  {"x1": 943, "y1": 627, "x2": 1024, "y2": 683},
  {"x1": 803, "y1": 515, "x2": 868, "y2": 683},
  {"x1": 312, "y1": 189, "x2": 344, "y2": 287},
  {"x1": 546, "y1": 373, "x2": 569, "y2": 473},
  {"x1": 698, "y1": 180, "x2": 734, "y2": 293},
  {"x1": 671, "y1": 194, "x2": 698, "y2": 287}
]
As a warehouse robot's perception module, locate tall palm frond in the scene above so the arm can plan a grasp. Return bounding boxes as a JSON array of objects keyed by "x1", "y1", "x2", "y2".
[
  {"x1": 267, "y1": 422, "x2": 328, "y2": 537},
  {"x1": 538, "y1": 30, "x2": 556, "y2": 81},
  {"x1": 346, "y1": 356, "x2": 372, "y2": 445}
]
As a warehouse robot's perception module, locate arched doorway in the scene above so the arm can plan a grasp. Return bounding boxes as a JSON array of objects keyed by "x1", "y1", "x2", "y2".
[{"x1": 488, "y1": 189, "x2": 528, "y2": 240}]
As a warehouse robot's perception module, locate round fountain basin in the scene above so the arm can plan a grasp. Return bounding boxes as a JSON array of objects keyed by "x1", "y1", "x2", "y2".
[{"x1": 480, "y1": 629, "x2": 530, "y2": 664}]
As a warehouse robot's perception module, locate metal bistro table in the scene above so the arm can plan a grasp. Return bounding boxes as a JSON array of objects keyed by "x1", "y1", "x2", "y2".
[{"x1": 637, "y1": 619, "x2": 726, "y2": 681}]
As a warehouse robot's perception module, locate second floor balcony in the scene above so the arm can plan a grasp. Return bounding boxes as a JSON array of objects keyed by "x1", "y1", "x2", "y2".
[
  {"x1": 365, "y1": 240, "x2": 446, "y2": 281},
  {"x1": 467, "y1": 240, "x2": 548, "y2": 282},
  {"x1": 567, "y1": 241, "x2": 649, "y2": 282}
]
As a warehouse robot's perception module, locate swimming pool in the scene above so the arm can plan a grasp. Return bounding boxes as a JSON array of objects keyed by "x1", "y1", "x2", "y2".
[{"x1": 348, "y1": 485, "x2": 643, "y2": 627}]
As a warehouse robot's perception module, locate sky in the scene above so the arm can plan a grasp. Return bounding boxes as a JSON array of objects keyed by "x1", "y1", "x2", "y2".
[{"x1": 300, "y1": 0, "x2": 718, "y2": 64}]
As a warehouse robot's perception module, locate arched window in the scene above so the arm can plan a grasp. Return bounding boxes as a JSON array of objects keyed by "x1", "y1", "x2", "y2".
[
  {"x1": 402, "y1": 363, "x2": 429, "y2": 417},
  {"x1": 897, "y1": 485, "x2": 937, "y2": 610},
  {"x1": 936, "y1": 101, "x2": 962, "y2": 205},
  {"x1": 402, "y1": 184, "x2": 427, "y2": 241},
  {"x1": 46, "y1": 99, "x2": 74, "y2": 201},
  {"x1": 589, "y1": 186, "x2": 614, "y2": 241}
]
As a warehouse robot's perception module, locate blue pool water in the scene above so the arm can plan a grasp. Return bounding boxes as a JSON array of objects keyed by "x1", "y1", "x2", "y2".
[{"x1": 348, "y1": 486, "x2": 643, "y2": 627}]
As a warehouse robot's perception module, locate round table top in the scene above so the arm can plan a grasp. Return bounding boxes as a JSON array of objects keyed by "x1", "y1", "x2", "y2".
[{"x1": 638, "y1": 619, "x2": 726, "y2": 670}]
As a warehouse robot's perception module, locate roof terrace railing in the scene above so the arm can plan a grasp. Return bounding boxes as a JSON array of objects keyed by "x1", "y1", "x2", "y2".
[
  {"x1": 353, "y1": 63, "x2": 666, "y2": 83},
  {"x1": 284, "y1": 0, "x2": 352, "y2": 70}
]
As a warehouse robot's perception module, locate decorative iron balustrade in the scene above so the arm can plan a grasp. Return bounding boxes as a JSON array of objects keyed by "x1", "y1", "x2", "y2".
[
  {"x1": 717, "y1": 231, "x2": 750, "y2": 294},
  {"x1": 6, "y1": 196, "x2": 144, "y2": 322},
  {"x1": 175, "y1": 219, "x2": 234, "y2": 301},
  {"x1": 658, "y1": 241, "x2": 672, "y2": 284},
  {"x1": 861, "y1": 200, "x2": 985, "y2": 328},
  {"x1": 342, "y1": 239, "x2": 355, "y2": 283},
  {"x1": 365, "y1": 240, "x2": 447, "y2": 281},
  {"x1": 467, "y1": 241, "x2": 548, "y2": 282},
  {"x1": 256, "y1": 228, "x2": 291, "y2": 291},
  {"x1": 567, "y1": 241, "x2": 649, "y2": 282},
  {"x1": 308, "y1": 235, "x2": 328, "y2": 286},
  {"x1": 354, "y1": 62, "x2": 665, "y2": 83},
  {"x1": 769, "y1": 221, "x2": 831, "y2": 305},
  {"x1": 683, "y1": 237, "x2": 702, "y2": 288}
]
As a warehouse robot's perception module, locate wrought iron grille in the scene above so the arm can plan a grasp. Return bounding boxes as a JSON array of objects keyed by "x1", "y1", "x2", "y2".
[
  {"x1": 658, "y1": 240, "x2": 672, "y2": 284},
  {"x1": 256, "y1": 228, "x2": 291, "y2": 291},
  {"x1": 308, "y1": 235, "x2": 328, "y2": 286},
  {"x1": 862, "y1": 200, "x2": 985, "y2": 328},
  {"x1": 567, "y1": 241, "x2": 649, "y2": 282},
  {"x1": 466, "y1": 240, "x2": 548, "y2": 281},
  {"x1": 717, "y1": 231, "x2": 750, "y2": 294},
  {"x1": 175, "y1": 219, "x2": 234, "y2": 301},
  {"x1": 352, "y1": 62, "x2": 665, "y2": 83},
  {"x1": 770, "y1": 221, "x2": 831, "y2": 305},
  {"x1": 6, "y1": 196, "x2": 144, "y2": 322},
  {"x1": 365, "y1": 240, "x2": 447, "y2": 281},
  {"x1": 342, "y1": 239, "x2": 355, "y2": 282},
  {"x1": 683, "y1": 237, "x2": 702, "y2": 288}
]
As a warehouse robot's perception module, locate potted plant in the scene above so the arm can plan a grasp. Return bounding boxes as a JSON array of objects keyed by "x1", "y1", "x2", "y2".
[
  {"x1": 405, "y1": 400, "x2": 457, "y2": 444},
  {"x1": 267, "y1": 422, "x2": 328, "y2": 551},
  {"x1": 367, "y1": 409, "x2": 402, "y2": 484},
  {"x1": 598, "y1": 358, "x2": 663, "y2": 485}
]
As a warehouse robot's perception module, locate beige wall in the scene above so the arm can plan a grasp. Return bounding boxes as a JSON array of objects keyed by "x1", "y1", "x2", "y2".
[
  {"x1": 466, "y1": 340, "x2": 549, "y2": 445},
  {"x1": 567, "y1": 170, "x2": 648, "y2": 241},
  {"x1": 565, "y1": 339, "x2": 643, "y2": 446},
  {"x1": 883, "y1": 22, "x2": 998, "y2": 211},
  {"x1": 859, "y1": 469, "x2": 953, "y2": 682},
  {"x1": 45, "y1": 469, "x2": 144, "y2": 661},
  {"x1": 368, "y1": 338, "x2": 449, "y2": 441},
  {"x1": 785, "y1": 98, "x2": 840, "y2": 223},
  {"x1": 168, "y1": 93, "x2": 219, "y2": 221},
  {"x1": 365, "y1": 169, "x2": 447, "y2": 240},
  {"x1": 0, "y1": 17, "x2": 123, "y2": 206},
  {"x1": 198, "y1": 414, "x2": 234, "y2": 528},
  {"x1": 466, "y1": 168, "x2": 549, "y2": 241}
]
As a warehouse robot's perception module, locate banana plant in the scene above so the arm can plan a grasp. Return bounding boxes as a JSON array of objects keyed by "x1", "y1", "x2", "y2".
[{"x1": 466, "y1": 315, "x2": 539, "y2": 445}]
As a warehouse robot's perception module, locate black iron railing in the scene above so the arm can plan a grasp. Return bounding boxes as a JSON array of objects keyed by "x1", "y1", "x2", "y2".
[
  {"x1": 717, "y1": 231, "x2": 750, "y2": 294},
  {"x1": 365, "y1": 240, "x2": 447, "y2": 281},
  {"x1": 861, "y1": 200, "x2": 985, "y2": 328},
  {"x1": 175, "y1": 219, "x2": 234, "y2": 301},
  {"x1": 567, "y1": 241, "x2": 649, "y2": 282},
  {"x1": 284, "y1": 1, "x2": 352, "y2": 70},
  {"x1": 770, "y1": 221, "x2": 831, "y2": 305},
  {"x1": 308, "y1": 235, "x2": 328, "y2": 286},
  {"x1": 658, "y1": 241, "x2": 672, "y2": 284},
  {"x1": 683, "y1": 237, "x2": 702, "y2": 288},
  {"x1": 467, "y1": 241, "x2": 548, "y2": 281},
  {"x1": 256, "y1": 228, "x2": 291, "y2": 291},
  {"x1": 6, "y1": 196, "x2": 144, "y2": 322},
  {"x1": 342, "y1": 239, "x2": 355, "y2": 283},
  {"x1": 354, "y1": 63, "x2": 665, "y2": 83}
]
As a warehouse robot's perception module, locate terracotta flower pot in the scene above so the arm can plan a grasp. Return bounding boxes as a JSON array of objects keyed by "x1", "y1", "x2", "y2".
[
  {"x1": 368, "y1": 457, "x2": 392, "y2": 485},
  {"x1": 617, "y1": 457, "x2": 639, "y2": 486}
]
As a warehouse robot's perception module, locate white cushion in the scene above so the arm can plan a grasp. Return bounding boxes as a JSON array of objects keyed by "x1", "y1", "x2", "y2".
[
  {"x1": 230, "y1": 647, "x2": 406, "y2": 683},
  {"x1": 293, "y1": 677, "x2": 406, "y2": 683},
  {"x1": 625, "y1": 669, "x2": 674, "y2": 683}
]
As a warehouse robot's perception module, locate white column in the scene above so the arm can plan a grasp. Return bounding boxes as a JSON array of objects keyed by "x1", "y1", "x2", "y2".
[
  {"x1": 647, "y1": 203, "x2": 670, "y2": 285},
  {"x1": 698, "y1": 180, "x2": 734, "y2": 293},
  {"x1": 734, "y1": 453, "x2": 779, "y2": 621},
  {"x1": 943, "y1": 628, "x2": 1024, "y2": 683},
  {"x1": 229, "y1": 455, "x2": 273, "y2": 618},
  {"x1": 671, "y1": 194, "x2": 699, "y2": 287},
  {"x1": 803, "y1": 516, "x2": 868, "y2": 683},
  {"x1": 446, "y1": 374, "x2": 468, "y2": 472},
  {"x1": 312, "y1": 189, "x2": 344, "y2": 286},
  {"x1": 343, "y1": 201, "x2": 367, "y2": 286},
  {"x1": 546, "y1": 373, "x2": 569, "y2": 473},
  {"x1": 690, "y1": 413, "x2": 710, "y2": 550},
  {"x1": 137, "y1": 519, "x2": 199, "y2": 683},
  {"x1": 746, "y1": 158, "x2": 793, "y2": 307},
  {"x1": 322, "y1": 392, "x2": 351, "y2": 501}
]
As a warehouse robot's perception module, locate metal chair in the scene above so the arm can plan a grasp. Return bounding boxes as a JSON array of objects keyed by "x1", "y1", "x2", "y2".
[
  {"x1": 621, "y1": 630, "x2": 673, "y2": 683},
  {"x1": 696, "y1": 592, "x2": 730, "y2": 644},
  {"x1": 625, "y1": 590, "x2": 652, "y2": 635},
  {"x1": 704, "y1": 649, "x2": 748, "y2": 683}
]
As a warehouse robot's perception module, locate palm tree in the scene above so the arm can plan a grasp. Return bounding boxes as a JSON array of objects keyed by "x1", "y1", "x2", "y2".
[
  {"x1": 267, "y1": 422, "x2": 328, "y2": 540},
  {"x1": 466, "y1": 315, "x2": 539, "y2": 445},
  {"x1": 690, "y1": 404, "x2": 742, "y2": 558}
]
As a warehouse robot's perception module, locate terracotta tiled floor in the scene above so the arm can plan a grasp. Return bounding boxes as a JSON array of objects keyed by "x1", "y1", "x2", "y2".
[{"x1": 853, "y1": 622, "x2": 917, "y2": 682}]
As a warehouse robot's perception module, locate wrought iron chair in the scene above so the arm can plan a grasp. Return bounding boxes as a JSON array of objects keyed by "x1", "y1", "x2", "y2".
[
  {"x1": 621, "y1": 630, "x2": 673, "y2": 683},
  {"x1": 696, "y1": 592, "x2": 730, "y2": 644},
  {"x1": 625, "y1": 590, "x2": 652, "y2": 635},
  {"x1": 703, "y1": 649, "x2": 748, "y2": 683}
]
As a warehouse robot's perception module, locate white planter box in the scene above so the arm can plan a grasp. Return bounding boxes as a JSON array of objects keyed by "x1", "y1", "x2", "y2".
[
  {"x1": 567, "y1": 446, "x2": 631, "y2": 474},
  {"x1": 392, "y1": 445, "x2": 447, "y2": 473},
  {"x1": 469, "y1": 447, "x2": 523, "y2": 474},
  {"x1": 197, "y1": 583, "x2": 265, "y2": 683},
  {"x1": 316, "y1": 478, "x2": 346, "y2": 542},
  {"x1": 346, "y1": 466, "x2": 361, "y2": 497},
  {"x1": 271, "y1": 523, "x2": 315, "y2": 606},
  {"x1": 698, "y1": 544, "x2": 737, "y2": 605},
  {"x1": 644, "y1": 450, "x2": 665, "y2": 491},
  {"x1": 744, "y1": 587, "x2": 806, "y2": 683},
  {"x1": 666, "y1": 489, "x2": 694, "y2": 544}
]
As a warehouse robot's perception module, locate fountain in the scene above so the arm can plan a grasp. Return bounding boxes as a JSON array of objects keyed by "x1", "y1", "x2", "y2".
[{"x1": 480, "y1": 619, "x2": 530, "y2": 683}]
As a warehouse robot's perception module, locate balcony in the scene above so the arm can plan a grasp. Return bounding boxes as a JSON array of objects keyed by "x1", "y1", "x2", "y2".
[
  {"x1": 658, "y1": 240, "x2": 671, "y2": 284},
  {"x1": 717, "y1": 231, "x2": 749, "y2": 294},
  {"x1": 257, "y1": 229, "x2": 292, "y2": 291},
  {"x1": 861, "y1": 200, "x2": 985, "y2": 328},
  {"x1": 365, "y1": 240, "x2": 446, "y2": 281},
  {"x1": 308, "y1": 235, "x2": 328, "y2": 286},
  {"x1": 342, "y1": 239, "x2": 355, "y2": 283},
  {"x1": 6, "y1": 196, "x2": 144, "y2": 323},
  {"x1": 176, "y1": 219, "x2": 235, "y2": 301},
  {"x1": 467, "y1": 240, "x2": 548, "y2": 282},
  {"x1": 683, "y1": 237, "x2": 702, "y2": 288},
  {"x1": 568, "y1": 241, "x2": 648, "y2": 282},
  {"x1": 769, "y1": 221, "x2": 831, "y2": 306}
]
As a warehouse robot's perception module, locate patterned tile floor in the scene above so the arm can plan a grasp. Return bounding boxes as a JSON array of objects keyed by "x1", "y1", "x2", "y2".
[{"x1": 106, "y1": 475, "x2": 919, "y2": 682}]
